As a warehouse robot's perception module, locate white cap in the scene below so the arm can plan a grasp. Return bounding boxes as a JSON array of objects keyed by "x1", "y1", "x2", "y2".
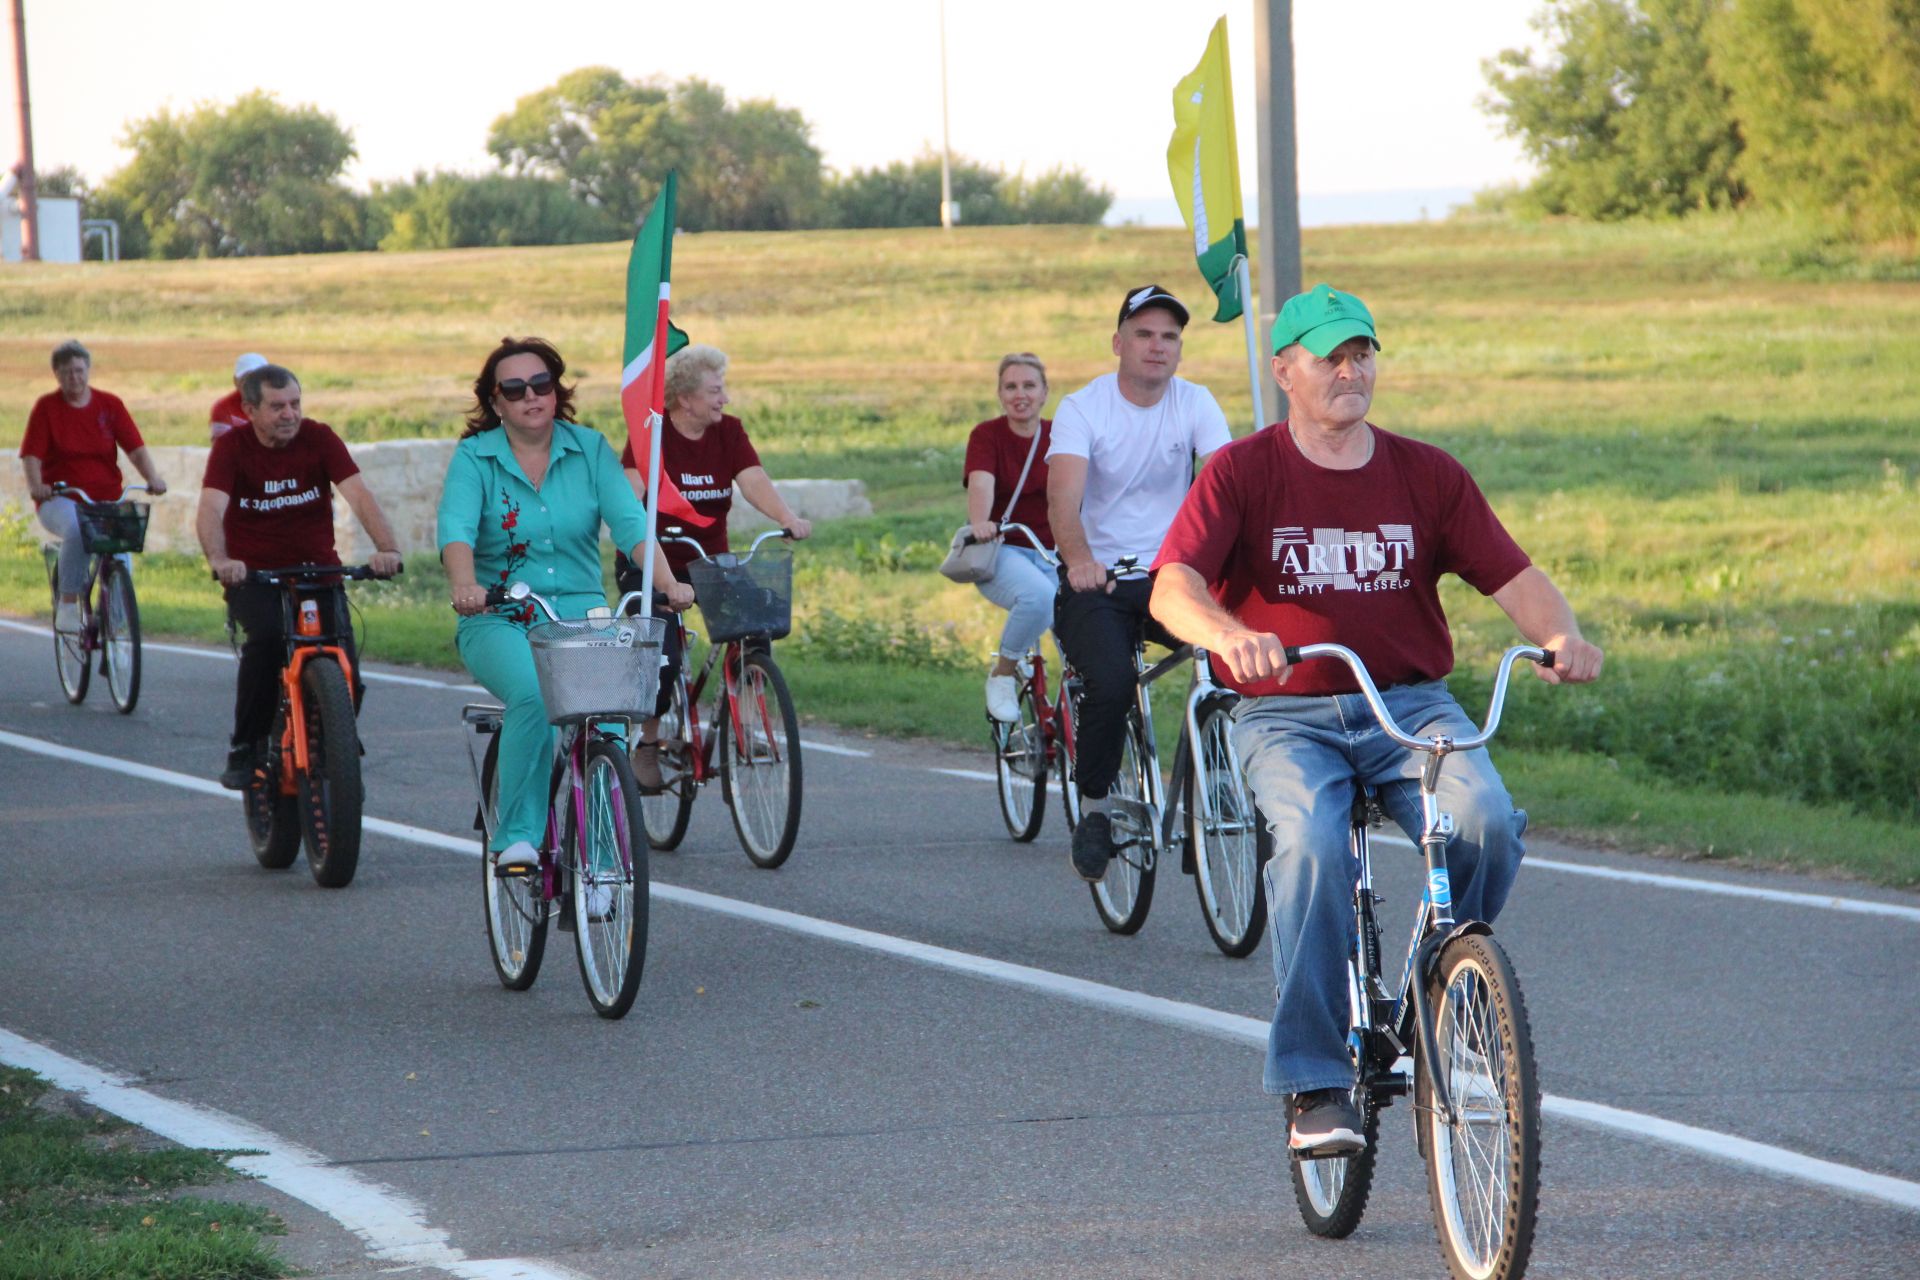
[{"x1": 233, "y1": 352, "x2": 269, "y2": 378}]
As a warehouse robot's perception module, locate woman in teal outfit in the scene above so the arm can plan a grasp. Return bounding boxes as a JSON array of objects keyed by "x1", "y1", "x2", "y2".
[{"x1": 438, "y1": 337, "x2": 693, "y2": 873}]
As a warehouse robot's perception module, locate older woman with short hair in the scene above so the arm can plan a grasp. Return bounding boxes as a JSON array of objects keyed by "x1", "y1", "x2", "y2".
[{"x1": 617, "y1": 343, "x2": 810, "y2": 786}]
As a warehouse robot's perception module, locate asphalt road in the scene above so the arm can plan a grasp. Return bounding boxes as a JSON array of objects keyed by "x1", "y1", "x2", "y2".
[{"x1": 1, "y1": 618, "x2": 1916, "y2": 1279}]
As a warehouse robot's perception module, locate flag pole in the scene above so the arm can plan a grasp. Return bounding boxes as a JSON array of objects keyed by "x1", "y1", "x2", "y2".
[
  {"x1": 640, "y1": 289, "x2": 670, "y2": 606},
  {"x1": 1236, "y1": 255, "x2": 1267, "y2": 429}
]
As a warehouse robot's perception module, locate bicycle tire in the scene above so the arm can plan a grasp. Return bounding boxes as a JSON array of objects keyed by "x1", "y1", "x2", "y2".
[
  {"x1": 571, "y1": 738, "x2": 649, "y2": 1018},
  {"x1": 1187, "y1": 699, "x2": 1270, "y2": 958},
  {"x1": 52, "y1": 584, "x2": 89, "y2": 705},
  {"x1": 719, "y1": 648, "x2": 802, "y2": 868},
  {"x1": 1058, "y1": 679, "x2": 1082, "y2": 832},
  {"x1": 1419, "y1": 931, "x2": 1541, "y2": 1280},
  {"x1": 639, "y1": 676, "x2": 696, "y2": 851},
  {"x1": 1089, "y1": 709, "x2": 1155, "y2": 934},
  {"x1": 1288, "y1": 1086, "x2": 1382, "y2": 1238},
  {"x1": 246, "y1": 706, "x2": 301, "y2": 870},
  {"x1": 480, "y1": 733, "x2": 549, "y2": 991},
  {"x1": 296, "y1": 657, "x2": 364, "y2": 889},
  {"x1": 994, "y1": 680, "x2": 1049, "y2": 842},
  {"x1": 100, "y1": 560, "x2": 141, "y2": 714}
]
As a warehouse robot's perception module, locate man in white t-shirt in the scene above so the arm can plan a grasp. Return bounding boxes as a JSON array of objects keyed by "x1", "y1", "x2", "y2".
[{"x1": 1047, "y1": 284, "x2": 1233, "y2": 881}]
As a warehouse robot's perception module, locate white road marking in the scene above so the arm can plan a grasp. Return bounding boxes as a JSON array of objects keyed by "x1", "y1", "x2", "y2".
[
  {"x1": 931, "y1": 766, "x2": 1001, "y2": 783},
  {"x1": 4, "y1": 727, "x2": 1918, "y2": 1214},
  {"x1": 800, "y1": 740, "x2": 873, "y2": 757},
  {"x1": 0, "y1": 1027, "x2": 580, "y2": 1280}
]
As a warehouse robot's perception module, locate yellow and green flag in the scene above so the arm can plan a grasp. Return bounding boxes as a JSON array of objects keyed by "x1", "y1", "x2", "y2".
[{"x1": 1167, "y1": 16, "x2": 1247, "y2": 323}]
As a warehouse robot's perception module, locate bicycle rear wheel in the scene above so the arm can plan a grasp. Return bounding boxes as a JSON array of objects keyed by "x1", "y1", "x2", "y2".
[
  {"x1": 1089, "y1": 710, "x2": 1155, "y2": 934},
  {"x1": 296, "y1": 657, "x2": 363, "y2": 888},
  {"x1": 639, "y1": 676, "x2": 696, "y2": 851},
  {"x1": 1288, "y1": 1085, "x2": 1381, "y2": 1238},
  {"x1": 572, "y1": 738, "x2": 649, "y2": 1019},
  {"x1": 993, "y1": 680, "x2": 1048, "y2": 842},
  {"x1": 1188, "y1": 699, "x2": 1269, "y2": 958},
  {"x1": 720, "y1": 648, "x2": 802, "y2": 868},
  {"x1": 480, "y1": 733, "x2": 548, "y2": 991},
  {"x1": 52, "y1": 581, "x2": 89, "y2": 705},
  {"x1": 246, "y1": 707, "x2": 300, "y2": 870},
  {"x1": 100, "y1": 559, "x2": 141, "y2": 714},
  {"x1": 1419, "y1": 931, "x2": 1541, "y2": 1280}
]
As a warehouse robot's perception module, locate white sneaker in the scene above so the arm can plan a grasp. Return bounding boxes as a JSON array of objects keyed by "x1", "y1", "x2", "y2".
[
  {"x1": 584, "y1": 883, "x2": 616, "y2": 922},
  {"x1": 985, "y1": 673, "x2": 1021, "y2": 723},
  {"x1": 493, "y1": 840, "x2": 539, "y2": 875},
  {"x1": 54, "y1": 600, "x2": 81, "y2": 632}
]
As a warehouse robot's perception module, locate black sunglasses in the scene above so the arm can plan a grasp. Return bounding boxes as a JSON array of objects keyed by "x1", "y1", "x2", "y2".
[{"x1": 496, "y1": 373, "x2": 555, "y2": 402}]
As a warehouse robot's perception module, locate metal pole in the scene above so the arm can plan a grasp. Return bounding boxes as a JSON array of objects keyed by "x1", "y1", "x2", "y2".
[
  {"x1": 10, "y1": 0, "x2": 36, "y2": 261},
  {"x1": 1253, "y1": 0, "x2": 1300, "y2": 423},
  {"x1": 1236, "y1": 256, "x2": 1266, "y2": 433},
  {"x1": 938, "y1": 0, "x2": 955, "y2": 229}
]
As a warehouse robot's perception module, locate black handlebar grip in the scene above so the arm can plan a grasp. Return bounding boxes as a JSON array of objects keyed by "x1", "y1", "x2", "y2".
[
  {"x1": 484, "y1": 584, "x2": 510, "y2": 607},
  {"x1": 1283, "y1": 646, "x2": 1303, "y2": 664},
  {"x1": 1536, "y1": 649, "x2": 1557, "y2": 667}
]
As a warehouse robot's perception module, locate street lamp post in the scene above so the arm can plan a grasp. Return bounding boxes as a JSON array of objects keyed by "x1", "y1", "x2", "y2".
[
  {"x1": 1254, "y1": 0, "x2": 1300, "y2": 421},
  {"x1": 938, "y1": 0, "x2": 956, "y2": 229}
]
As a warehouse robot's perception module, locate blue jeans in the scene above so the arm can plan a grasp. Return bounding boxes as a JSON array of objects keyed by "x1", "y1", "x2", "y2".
[
  {"x1": 1230, "y1": 681, "x2": 1528, "y2": 1096},
  {"x1": 972, "y1": 542, "x2": 1054, "y2": 660}
]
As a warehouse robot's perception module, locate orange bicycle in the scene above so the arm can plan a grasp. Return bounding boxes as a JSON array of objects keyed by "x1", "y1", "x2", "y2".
[{"x1": 241, "y1": 562, "x2": 398, "y2": 888}]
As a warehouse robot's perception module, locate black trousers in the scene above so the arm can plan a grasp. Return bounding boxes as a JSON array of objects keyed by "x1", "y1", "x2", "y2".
[
  {"x1": 224, "y1": 583, "x2": 361, "y2": 747},
  {"x1": 1053, "y1": 574, "x2": 1180, "y2": 800}
]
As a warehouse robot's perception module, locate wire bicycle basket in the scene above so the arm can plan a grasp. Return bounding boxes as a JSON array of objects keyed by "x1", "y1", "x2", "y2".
[
  {"x1": 687, "y1": 547, "x2": 793, "y2": 643},
  {"x1": 76, "y1": 502, "x2": 150, "y2": 555},
  {"x1": 526, "y1": 615, "x2": 666, "y2": 725}
]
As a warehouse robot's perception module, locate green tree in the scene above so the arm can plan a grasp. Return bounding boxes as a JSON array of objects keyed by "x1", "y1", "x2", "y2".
[
  {"x1": 368, "y1": 172, "x2": 622, "y2": 250},
  {"x1": 487, "y1": 69, "x2": 824, "y2": 231},
  {"x1": 1711, "y1": 0, "x2": 1920, "y2": 242},
  {"x1": 1481, "y1": 0, "x2": 1745, "y2": 218},
  {"x1": 825, "y1": 153, "x2": 1111, "y2": 227},
  {"x1": 97, "y1": 92, "x2": 363, "y2": 256}
]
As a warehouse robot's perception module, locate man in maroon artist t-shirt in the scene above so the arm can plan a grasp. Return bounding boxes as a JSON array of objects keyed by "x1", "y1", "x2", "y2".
[
  {"x1": 1150, "y1": 285, "x2": 1603, "y2": 1156},
  {"x1": 196, "y1": 364, "x2": 404, "y2": 788}
]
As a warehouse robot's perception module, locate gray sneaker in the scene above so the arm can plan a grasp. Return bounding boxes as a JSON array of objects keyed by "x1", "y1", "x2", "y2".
[
  {"x1": 1070, "y1": 811, "x2": 1113, "y2": 882},
  {"x1": 1289, "y1": 1088, "x2": 1365, "y2": 1154}
]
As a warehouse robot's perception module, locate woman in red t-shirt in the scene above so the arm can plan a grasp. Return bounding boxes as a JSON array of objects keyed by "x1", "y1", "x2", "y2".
[
  {"x1": 962, "y1": 353, "x2": 1055, "y2": 723},
  {"x1": 618, "y1": 344, "x2": 811, "y2": 789},
  {"x1": 17, "y1": 340, "x2": 168, "y2": 630}
]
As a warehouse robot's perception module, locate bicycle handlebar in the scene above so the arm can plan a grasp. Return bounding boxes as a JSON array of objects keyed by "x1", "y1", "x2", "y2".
[
  {"x1": 244, "y1": 563, "x2": 403, "y2": 586},
  {"x1": 1281, "y1": 642, "x2": 1554, "y2": 753},
  {"x1": 47, "y1": 483, "x2": 152, "y2": 504},
  {"x1": 961, "y1": 521, "x2": 1063, "y2": 569},
  {"x1": 657, "y1": 525, "x2": 795, "y2": 564},
  {"x1": 483, "y1": 581, "x2": 649, "y2": 623}
]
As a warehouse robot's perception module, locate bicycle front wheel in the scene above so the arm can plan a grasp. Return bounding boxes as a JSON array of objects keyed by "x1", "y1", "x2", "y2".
[
  {"x1": 1419, "y1": 931, "x2": 1541, "y2": 1280},
  {"x1": 1289, "y1": 1086, "x2": 1381, "y2": 1238},
  {"x1": 639, "y1": 676, "x2": 696, "y2": 851},
  {"x1": 572, "y1": 738, "x2": 649, "y2": 1019},
  {"x1": 1188, "y1": 699, "x2": 1269, "y2": 958},
  {"x1": 246, "y1": 706, "x2": 300, "y2": 870},
  {"x1": 296, "y1": 657, "x2": 363, "y2": 889},
  {"x1": 479, "y1": 733, "x2": 549, "y2": 991},
  {"x1": 993, "y1": 680, "x2": 1048, "y2": 842},
  {"x1": 720, "y1": 648, "x2": 802, "y2": 868},
  {"x1": 1090, "y1": 710, "x2": 1155, "y2": 934},
  {"x1": 100, "y1": 560, "x2": 141, "y2": 714}
]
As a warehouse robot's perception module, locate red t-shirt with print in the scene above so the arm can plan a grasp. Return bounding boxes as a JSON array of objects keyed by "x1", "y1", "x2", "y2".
[
  {"x1": 19, "y1": 390, "x2": 145, "y2": 506},
  {"x1": 203, "y1": 420, "x2": 361, "y2": 568},
  {"x1": 962, "y1": 416, "x2": 1053, "y2": 551},
  {"x1": 620, "y1": 413, "x2": 762, "y2": 574},
  {"x1": 209, "y1": 389, "x2": 250, "y2": 440},
  {"x1": 1152, "y1": 423, "x2": 1531, "y2": 697}
]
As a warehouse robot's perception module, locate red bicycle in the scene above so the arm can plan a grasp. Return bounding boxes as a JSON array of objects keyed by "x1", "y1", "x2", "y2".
[
  {"x1": 635, "y1": 528, "x2": 803, "y2": 869},
  {"x1": 43, "y1": 483, "x2": 151, "y2": 715},
  {"x1": 977, "y1": 524, "x2": 1083, "y2": 841}
]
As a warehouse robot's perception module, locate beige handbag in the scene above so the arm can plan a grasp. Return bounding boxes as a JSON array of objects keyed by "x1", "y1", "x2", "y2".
[{"x1": 938, "y1": 426, "x2": 1043, "y2": 584}]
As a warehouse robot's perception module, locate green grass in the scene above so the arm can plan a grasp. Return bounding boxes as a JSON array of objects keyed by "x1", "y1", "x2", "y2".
[
  {"x1": 0, "y1": 1067, "x2": 289, "y2": 1280},
  {"x1": 4, "y1": 215, "x2": 1917, "y2": 886}
]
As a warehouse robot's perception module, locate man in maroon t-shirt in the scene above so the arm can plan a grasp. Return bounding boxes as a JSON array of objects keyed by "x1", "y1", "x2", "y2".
[
  {"x1": 196, "y1": 364, "x2": 403, "y2": 788},
  {"x1": 1150, "y1": 285, "x2": 1602, "y2": 1155}
]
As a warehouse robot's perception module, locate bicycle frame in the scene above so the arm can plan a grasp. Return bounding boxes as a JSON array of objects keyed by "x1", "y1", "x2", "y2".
[
  {"x1": 251, "y1": 566, "x2": 379, "y2": 796},
  {"x1": 1284, "y1": 641, "x2": 1551, "y2": 1127}
]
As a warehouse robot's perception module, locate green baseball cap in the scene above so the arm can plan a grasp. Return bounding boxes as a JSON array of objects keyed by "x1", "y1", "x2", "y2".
[{"x1": 1271, "y1": 283, "x2": 1381, "y2": 356}]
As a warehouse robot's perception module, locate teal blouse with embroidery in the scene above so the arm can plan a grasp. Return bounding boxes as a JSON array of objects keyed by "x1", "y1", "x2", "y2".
[{"x1": 436, "y1": 421, "x2": 649, "y2": 614}]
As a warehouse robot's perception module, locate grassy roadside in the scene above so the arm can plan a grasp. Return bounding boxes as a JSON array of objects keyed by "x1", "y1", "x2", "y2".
[
  {"x1": 4, "y1": 216, "x2": 1915, "y2": 887},
  {"x1": 0, "y1": 1066, "x2": 289, "y2": 1280}
]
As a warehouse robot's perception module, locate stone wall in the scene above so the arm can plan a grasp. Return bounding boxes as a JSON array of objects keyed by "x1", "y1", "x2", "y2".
[{"x1": 2, "y1": 438, "x2": 872, "y2": 562}]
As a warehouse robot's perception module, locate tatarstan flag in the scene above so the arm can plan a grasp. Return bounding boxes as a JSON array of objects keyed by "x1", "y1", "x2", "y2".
[
  {"x1": 621, "y1": 170, "x2": 707, "y2": 524},
  {"x1": 1167, "y1": 16, "x2": 1249, "y2": 323}
]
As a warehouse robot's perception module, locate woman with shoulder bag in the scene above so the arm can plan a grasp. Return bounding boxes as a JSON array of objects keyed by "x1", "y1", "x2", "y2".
[{"x1": 958, "y1": 353, "x2": 1056, "y2": 723}]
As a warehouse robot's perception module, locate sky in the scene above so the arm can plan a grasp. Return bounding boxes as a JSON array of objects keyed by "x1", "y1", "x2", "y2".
[{"x1": 6, "y1": 0, "x2": 1548, "y2": 227}]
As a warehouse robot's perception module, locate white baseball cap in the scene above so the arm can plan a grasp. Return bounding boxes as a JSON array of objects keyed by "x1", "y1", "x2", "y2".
[{"x1": 233, "y1": 352, "x2": 269, "y2": 378}]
